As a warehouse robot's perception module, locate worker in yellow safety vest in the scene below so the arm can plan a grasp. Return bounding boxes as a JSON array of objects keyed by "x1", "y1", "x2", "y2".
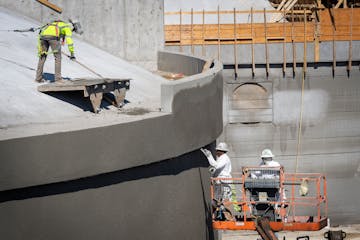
[{"x1": 35, "y1": 19, "x2": 82, "y2": 83}]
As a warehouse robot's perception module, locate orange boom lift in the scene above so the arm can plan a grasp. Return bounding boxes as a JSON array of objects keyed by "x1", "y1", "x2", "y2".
[{"x1": 210, "y1": 167, "x2": 328, "y2": 240}]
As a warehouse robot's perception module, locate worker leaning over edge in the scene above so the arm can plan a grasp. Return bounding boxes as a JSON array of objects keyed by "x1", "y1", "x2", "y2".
[{"x1": 35, "y1": 18, "x2": 81, "y2": 83}]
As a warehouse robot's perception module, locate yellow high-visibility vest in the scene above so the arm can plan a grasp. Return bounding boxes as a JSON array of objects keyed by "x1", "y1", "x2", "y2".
[{"x1": 39, "y1": 21, "x2": 74, "y2": 54}]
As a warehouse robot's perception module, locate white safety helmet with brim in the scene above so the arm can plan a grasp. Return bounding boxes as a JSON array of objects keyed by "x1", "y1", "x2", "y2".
[
  {"x1": 261, "y1": 149, "x2": 274, "y2": 160},
  {"x1": 48, "y1": 12, "x2": 61, "y2": 23},
  {"x1": 69, "y1": 18, "x2": 84, "y2": 35},
  {"x1": 216, "y1": 142, "x2": 229, "y2": 152}
]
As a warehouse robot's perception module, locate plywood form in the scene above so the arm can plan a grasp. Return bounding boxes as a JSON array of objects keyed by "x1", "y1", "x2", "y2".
[
  {"x1": 165, "y1": 8, "x2": 360, "y2": 45},
  {"x1": 319, "y1": 8, "x2": 360, "y2": 41}
]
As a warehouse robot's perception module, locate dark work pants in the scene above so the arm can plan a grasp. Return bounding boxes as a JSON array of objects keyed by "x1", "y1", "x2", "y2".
[{"x1": 35, "y1": 39, "x2": 61, "y2": 82}]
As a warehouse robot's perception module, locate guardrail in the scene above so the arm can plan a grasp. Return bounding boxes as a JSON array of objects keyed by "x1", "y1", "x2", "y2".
[{"x1": 210, "y1": 167, "x2": 328, "y2": 231}]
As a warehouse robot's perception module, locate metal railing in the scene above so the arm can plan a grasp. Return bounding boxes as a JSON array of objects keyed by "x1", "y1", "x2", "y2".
[{"x1": 210, "y1": 166, "x2": 328, "y2": 229}]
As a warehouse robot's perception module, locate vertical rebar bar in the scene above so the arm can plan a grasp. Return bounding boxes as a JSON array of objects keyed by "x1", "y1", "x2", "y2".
[
  {"x1": 234, "y1": 8, "x2": 238, "y2": 79},
  {"x1": 264, "y1": 8, "x2": 269, "y2": 77},
  {"x1": 251, "y1": 8, "x2": 255, "y2": 77},
  {"x1": 217, "y1": 6, "x2": 221, "y2": 61},
  {"x1": 202, "y1": 9, "x2": 205, "y2": 56},
  {"x1": 283, "y1": 7, "x2": 286, "y2": 77},
  {"x1": 179, "y1": 9, "x2": 182, "y2": 52}
]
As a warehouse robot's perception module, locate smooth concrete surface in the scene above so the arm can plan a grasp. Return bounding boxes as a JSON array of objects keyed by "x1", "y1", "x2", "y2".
[
  {"x1": 166, "y1": 41, "x2": 360, "y2": 65},
  {"x1": 0, "y1": 0, "x2": 164, "y2": 69},
  {"x1": 0, "y1": 147, "x2": 215, "y2": 240},
  {"x1": 164, "y1": 0, "x2": 274, "y2": 24}
]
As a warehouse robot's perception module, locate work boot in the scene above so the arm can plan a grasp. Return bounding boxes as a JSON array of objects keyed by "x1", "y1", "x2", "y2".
[
  {"x1": 35, "y1": 78, "x2": 45, "y2": 83},
  {"x1": 55, "y1": 79, "x2": 67, "y2": 84}
]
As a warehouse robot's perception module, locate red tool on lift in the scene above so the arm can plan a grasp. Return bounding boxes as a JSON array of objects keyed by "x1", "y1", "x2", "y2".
[{"x1": 210, "y1": 167, "x2": 328, "y2": 240}]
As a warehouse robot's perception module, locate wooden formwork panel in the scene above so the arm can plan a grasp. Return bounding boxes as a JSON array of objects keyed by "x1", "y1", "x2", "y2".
[
  {"x1": 165, "y1": 23, "x2": 315, "y2": 45},
  {"x1": 165, "y1": 8, "x2": 360, "y2": 45},
  {"x1": 319, "y1": 8, "x2": 360, "y2": 41}
]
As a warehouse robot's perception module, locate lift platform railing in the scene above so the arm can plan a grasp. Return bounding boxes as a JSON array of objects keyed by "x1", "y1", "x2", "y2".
[{"x1": 210, "y1": 167, "x2": 328, "y2": 231}]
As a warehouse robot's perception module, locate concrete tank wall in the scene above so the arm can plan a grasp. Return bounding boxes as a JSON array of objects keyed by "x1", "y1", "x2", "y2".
[
  {"x1": 0, "y1": 0, "x2": 164, "y2": 69},
  {"x1": 0, "y1": 51, "x2": 223, "y2": 190},
  {"x1": 0, "y1": 51, "x2": 223, "y2": 239}
]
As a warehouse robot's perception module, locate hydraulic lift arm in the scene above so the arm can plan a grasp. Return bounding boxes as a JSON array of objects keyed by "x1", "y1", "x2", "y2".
[{"x1": 256, "y1": 217, "x2": 279, "y2": 240}]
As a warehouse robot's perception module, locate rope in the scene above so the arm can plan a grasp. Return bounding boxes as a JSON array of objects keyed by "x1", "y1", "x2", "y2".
[
  {"x1": 0, "y1": 27, "x2": 41, "y2": 32},
  {"x1": 61, "y1": 51, "x2": 103, "y2": 78},
  {"x1": 295, "y1": 69, "x2": 306, "y2": 173}
]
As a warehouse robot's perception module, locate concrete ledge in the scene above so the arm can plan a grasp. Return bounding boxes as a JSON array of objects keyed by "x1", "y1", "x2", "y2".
[{"x1": 158, "y1": 50, "x2": 222, "y2": 113}]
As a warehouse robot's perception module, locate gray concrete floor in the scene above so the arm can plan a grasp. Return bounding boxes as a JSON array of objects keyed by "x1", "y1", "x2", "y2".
[{"x1": 0, "y1": 7, "x2": 167, "y2": 140}]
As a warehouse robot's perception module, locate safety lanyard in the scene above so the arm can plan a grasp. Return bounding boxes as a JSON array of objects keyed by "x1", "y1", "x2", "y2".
[{"x1": 55, "y1": 22, "x2": 59, "y2": 37}]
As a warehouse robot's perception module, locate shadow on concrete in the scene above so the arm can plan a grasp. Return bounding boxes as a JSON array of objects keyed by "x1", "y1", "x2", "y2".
[
  {"x1": 199, "y1": 168, "x2": 215, "y2": 240},
  {"x1": 43, "y1": 72, "x2": 71, "y2": 81},
  {"x1": 0, "y1": 146, "x2": 211, "y2": 203},
  {"x1": 46, "y1": 91, "x2": 113, "y2": 112}
]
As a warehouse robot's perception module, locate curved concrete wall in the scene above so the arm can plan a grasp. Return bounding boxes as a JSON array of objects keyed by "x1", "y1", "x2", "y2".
[
  {"x1": 0, "y1": 51, "x2": 222, "y2": 191},
  {"x1": 0, "y1": 149, "x2": 215, "y2": 240},
  {"x1": 0, "y1": 51, "x2": 223, "y2": 240}
]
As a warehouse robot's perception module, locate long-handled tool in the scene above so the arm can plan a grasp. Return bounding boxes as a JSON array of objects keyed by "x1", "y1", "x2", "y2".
[{"x1": 61, "y1": 51, "x2": 103, "y2": 78}]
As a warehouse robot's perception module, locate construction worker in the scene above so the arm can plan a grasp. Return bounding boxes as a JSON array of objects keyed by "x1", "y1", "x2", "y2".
[
  {"x1": 201, "y1": 142, "x2": 232, "y2": 179},
  {"x1": 260, "y1": 149, "x2": 280, "y2": 167},
  {"x1": 259, "y1": 148, "x2": 287, "y2": 214},
  {"x1": 35, "y1": 19, "x2": 77, "y2": 83},
  {"x1": 201, "y1": 143, "x2": 241, "y2": 212}
]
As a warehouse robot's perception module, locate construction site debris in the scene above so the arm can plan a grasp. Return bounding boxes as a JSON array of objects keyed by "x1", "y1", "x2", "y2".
[
  {"x1": 155, "y1": 70, "x2": 185, "y2": 80},
  {"x1": 119, "y1": 107, "x2": 150, "y2": 116}
]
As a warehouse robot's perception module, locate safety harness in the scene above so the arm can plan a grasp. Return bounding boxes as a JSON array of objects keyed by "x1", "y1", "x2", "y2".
[{"x1": 38, "y1": 21, "x2": 61, "y2": 56}]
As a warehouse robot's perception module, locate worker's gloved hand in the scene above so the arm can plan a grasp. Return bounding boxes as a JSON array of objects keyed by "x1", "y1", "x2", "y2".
[
  {"x1": 200, "y1": 148, "x2": 212, "y2": 158},
  {"x1": 70, "y1": 53, "x2": 76, "y2": 61},
  {"x1": 208, "y1": 166, "x2": 216, "y2": 174}
]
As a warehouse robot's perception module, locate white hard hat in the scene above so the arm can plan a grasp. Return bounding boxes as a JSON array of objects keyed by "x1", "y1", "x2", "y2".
[
  {"x1": 261, "y1": 149, "x2": 274, "y2": 158},
  {"x1": 69, "y1": 19, "x2": 84, "y2": 35},
  {"x1": 216, "y1": 142, "x2": 229, "y2": 152},
  {"x1": 48, "y1": 12, "x2": 61, "y2": 22}
]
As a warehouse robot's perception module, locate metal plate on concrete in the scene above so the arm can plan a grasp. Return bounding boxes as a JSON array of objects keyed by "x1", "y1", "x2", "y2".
[
  {"x1": 37, "y1": 78, "x2": 131, "y2": 113},
  {"x1": 37, "y1": 78, "x2": 131, "y2": 92}
]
